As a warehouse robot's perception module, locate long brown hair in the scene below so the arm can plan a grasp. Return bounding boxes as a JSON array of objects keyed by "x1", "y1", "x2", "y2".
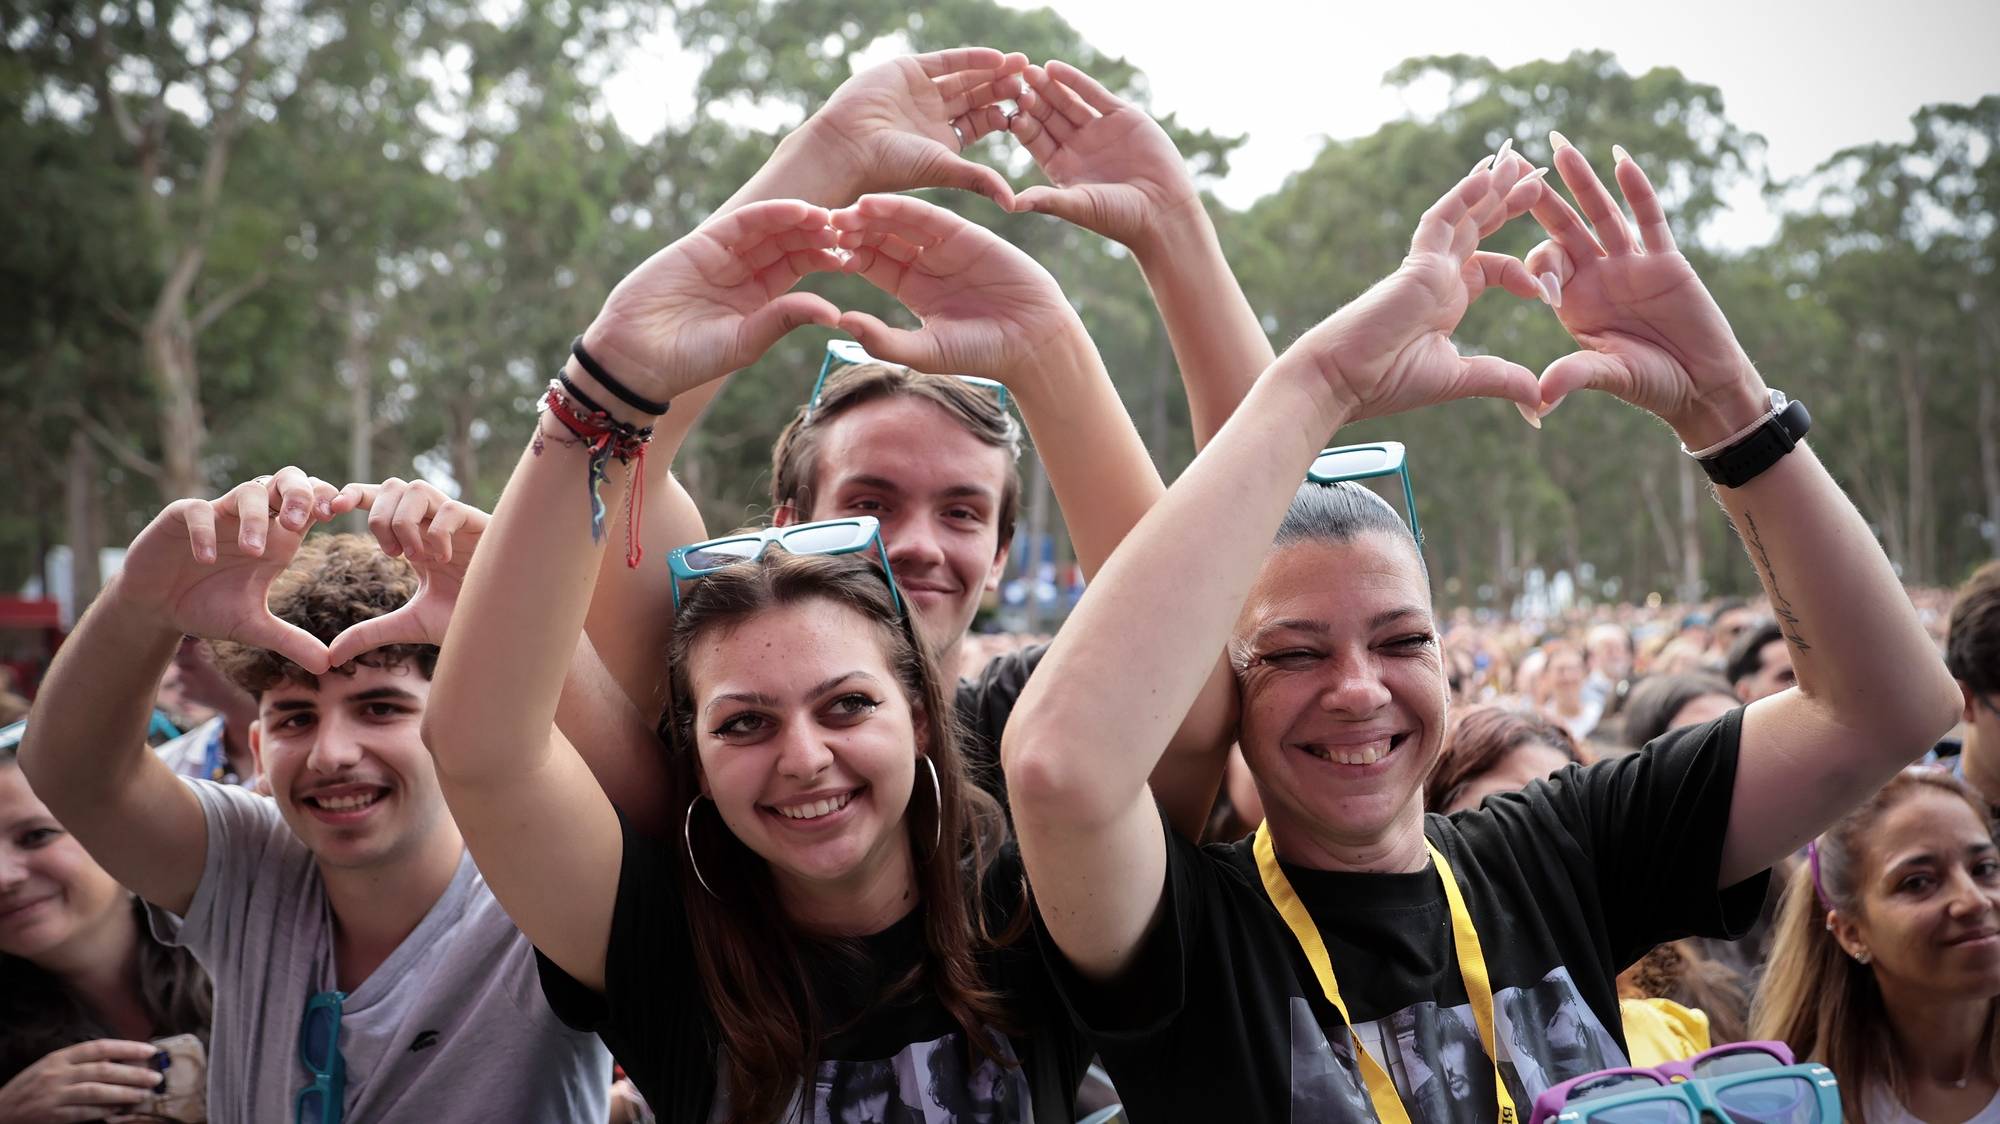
[
  {"x1": 1750, "y1": 768, "x2": 2000, "y2": 1121},
  {"x1": 659, "y1": 550, "x2": 1012, "y2": 1124},
  {"x1": 1425, "y1": 705, "x2": 1587, "y2": 812},
  {"x1": 0, "y1": 753, "x2": 212, "y2": 1081}
]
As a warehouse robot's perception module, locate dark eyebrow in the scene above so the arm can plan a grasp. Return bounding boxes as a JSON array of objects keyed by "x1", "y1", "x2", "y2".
[
  {"x1": 1371, "y1": 607, "x2": 1431, "y2": 630},
  {"x1": 842, "y1": 476, "x2": 995, "y2": 504},
  {"x1": 703, "y1": 672, "x2": 884, "y2": 719},
  {"x1": 843, "y1": 475, "x2": 906, "y2": 496},
  {"x1": 348, "y1": 686, "x2": 423, "y2": 705},
  {"x1": 267, "y1": 685, "x2": 423, "y2": 713}
]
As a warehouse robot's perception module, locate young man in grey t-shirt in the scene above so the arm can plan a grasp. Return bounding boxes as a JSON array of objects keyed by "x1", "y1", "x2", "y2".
[{"x1": 21, "y1": 469, "x2": 609, "y2": 1123}]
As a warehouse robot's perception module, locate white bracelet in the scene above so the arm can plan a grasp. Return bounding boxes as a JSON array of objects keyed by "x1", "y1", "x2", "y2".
[{"x1": 1681, "y1": 391, "x2": 1785, "y2": 459}]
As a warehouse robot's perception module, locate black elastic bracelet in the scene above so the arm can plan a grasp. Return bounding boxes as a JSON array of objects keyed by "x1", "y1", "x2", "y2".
[
  {"x1": 571, "y1": 336, "x2": 671, "y2": 415},
  {"x1": 556, "y1": 369, "x2": 615, "y2": 419}
]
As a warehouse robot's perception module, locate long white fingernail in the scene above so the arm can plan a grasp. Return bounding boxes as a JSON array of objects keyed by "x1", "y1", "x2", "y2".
[
  {"x1": 1539, "y1": 271, "x2": 1563, "y2": 309},
  {"x1": 1549, "y1": 129, "x2": 1573, "y2": 151},
  {"x1": 1612, "y1": 143, "x2": 1633, "y2": 164},
  {"x1": 1496, "y1": 137, "x2": 1514, "y2": 165},
  {"x1": 1472, "y1": 153, "x2": 1496, "y2": 174},
  {"x1": 1514, "y1": 401, "x2": 1544, "y2": 429}
]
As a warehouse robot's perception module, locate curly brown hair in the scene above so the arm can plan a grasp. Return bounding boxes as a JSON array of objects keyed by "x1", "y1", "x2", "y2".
[{"x1": 208, "y1": 533, "x2": 436, "y2": 697}]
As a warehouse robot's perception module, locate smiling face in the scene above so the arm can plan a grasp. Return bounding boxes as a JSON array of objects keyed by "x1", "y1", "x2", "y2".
[
  {"x1": 0, "y1": 762, "x2": 129, "y2": 964},
  {"x1": 686, "y1": 597, "x2": 925, "y2": 904},
  {"x1": 1837, "y1": 788, "x2": 2000, "y2": 1004},
  {"x1": 1234, "y1": 533, "x2": 1445, "y2": 865},
  {"x1": 250, "y1": 663, "x2": 451, "y2": 872},
  {"x1": 791, "y1": 396, "x2": 1012, "y2": 663}
]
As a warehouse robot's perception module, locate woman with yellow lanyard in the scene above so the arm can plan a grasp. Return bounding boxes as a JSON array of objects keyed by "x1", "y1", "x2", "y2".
[{"x1": 1000, "y1": 137, "x2": 1962, "y2": 1121}]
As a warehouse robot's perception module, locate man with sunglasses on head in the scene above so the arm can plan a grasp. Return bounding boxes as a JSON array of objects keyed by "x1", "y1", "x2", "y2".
[
  {"x1": 573, "y1": 53, "x2": 1268, "y2": 835},
  {"x1": 19, "y1": 473, "x2": 611, "y2": 1123}
]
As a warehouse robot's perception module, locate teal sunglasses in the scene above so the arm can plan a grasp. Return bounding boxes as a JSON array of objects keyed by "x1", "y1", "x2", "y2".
[
  {"x1": 806, "y1": 339, "x2": 1009, "y2": 420},
  {"x1": 295, "y1": 988, "x2": 347, "y2": 1124},
  {"x1": 667, "y1": 517, "x2": 904, "y2": 617},
  {"x1": 1536, "y1": 1062, "x2": 1840, "y2": 1124},
  {"x1": 1307, "y1": 441, "x2": 1421, "y2": 547}
]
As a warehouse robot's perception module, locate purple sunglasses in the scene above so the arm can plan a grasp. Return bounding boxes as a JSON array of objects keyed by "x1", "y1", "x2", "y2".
[{"x1": 1529, "y1": 1041, "x2": 1800, "y2": 1124}]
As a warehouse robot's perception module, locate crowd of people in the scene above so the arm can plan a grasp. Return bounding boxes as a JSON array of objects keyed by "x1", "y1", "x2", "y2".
[{"x1": 4, "y1": 46, "x2": 1996, "y2": 1124}]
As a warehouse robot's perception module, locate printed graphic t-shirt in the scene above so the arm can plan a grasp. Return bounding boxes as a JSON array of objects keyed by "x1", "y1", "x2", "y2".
[
  {"x1": 1040, "y1": 710, "x2": 1770, "y2": 1124},
  {"x1": 538, "y1": 820, "x2": 1090, "y2": 1124},
  {"x1": 147, "y1": 779, "x2": 611, "y2": 1123}
]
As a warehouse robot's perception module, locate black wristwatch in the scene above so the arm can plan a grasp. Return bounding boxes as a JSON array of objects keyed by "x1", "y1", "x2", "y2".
[{"x1": 1694, "y1": 390, "x2": 1811, "y2": 488}]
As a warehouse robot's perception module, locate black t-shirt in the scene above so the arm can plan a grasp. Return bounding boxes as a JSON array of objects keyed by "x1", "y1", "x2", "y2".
[
  {"x1": 537, "y1": 820, "x2": 1088, "y2": 1123},
  {"x1": 1037, "y1": 710, "x2": 1771, "y2": 1124},
  {"x1": 954, "y1": 644, "x2": 1046, "y2": 814}
]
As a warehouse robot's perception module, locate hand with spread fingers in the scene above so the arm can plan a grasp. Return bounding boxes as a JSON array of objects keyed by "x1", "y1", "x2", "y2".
[
  {"x1": 799, "y1": 48, "x2": 1028, "y2": 209},
  {"x1": 1522, "y1": 136, "x2": 1770, "y2": 446},
  {"x1": 323, "y1": 478, "x2": 489, "y2": 668},
  {"x1": 1281, "y1": 146, "x2": 1550, "y2": 423},
  {"x1": 1001, "y1": 60, "x2": 1202, "y2": 254},
  {"x1": 578, "y1": 199, "x2": 845, "y2": 409},
  {"x1": 106, "y1": 467, "x2": 348, "y2": 675},
  {"x1": 829, "y1": 192, "x2": 1088, "y2": 382}
]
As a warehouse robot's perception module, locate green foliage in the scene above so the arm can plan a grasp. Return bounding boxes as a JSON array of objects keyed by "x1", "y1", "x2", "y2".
[{"x1": 5, "y1": 4, "x2": 1992, "y2": 603}]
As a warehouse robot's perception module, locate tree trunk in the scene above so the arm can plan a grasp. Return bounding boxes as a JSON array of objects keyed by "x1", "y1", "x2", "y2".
[
  {"x1": 1897, "y1": 354, "x2": 1932, "y2": 585},
  {"x1": 64, "y1": 429, "x2": 103, "y2": 617},
  {"x1": 144, "y1": 308, "x2": 207, "y2": 501},
  {"x1": 448, "y1": 394, "x2": 480, "y2": 508},
  {"x1": 1146, "y1": 333, "x2": 1172, "y2": 467},
  {"x1": 1637, "y1": 463, "x2": 1682, "y2": 582},
  {"x1": 344, "y1": 290, "x2": 374, "y2": 531},
  {"x1": 1980, "y1": 373, "x2": 2000, "y2": 554},
  {"x1": 1677, "y1": 455, "x2": 1703, "y2": 602}
]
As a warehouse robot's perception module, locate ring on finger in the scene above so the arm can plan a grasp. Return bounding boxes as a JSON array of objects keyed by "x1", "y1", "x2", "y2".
[{"x1": 951, "y1": 123, "x2": 966, "y2": 146}]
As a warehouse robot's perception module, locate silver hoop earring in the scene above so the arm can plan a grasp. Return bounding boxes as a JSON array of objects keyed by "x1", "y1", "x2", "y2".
[
  {"x1": 684, "y1": 795, "x2": 720, "y2": 900},
  {"x1": 922, "y1": 755, "x2": 942, "y2": 857}
]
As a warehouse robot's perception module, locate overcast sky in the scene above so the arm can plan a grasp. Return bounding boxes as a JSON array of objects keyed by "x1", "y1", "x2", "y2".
[{"x1": 605, "y1": 0, "x2": 2000, "y2": 246}]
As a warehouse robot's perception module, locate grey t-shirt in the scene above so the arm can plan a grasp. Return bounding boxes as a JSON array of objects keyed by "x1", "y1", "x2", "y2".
[{"x1": 147, "y1": 779, "x2": 610, "y2": 1123}]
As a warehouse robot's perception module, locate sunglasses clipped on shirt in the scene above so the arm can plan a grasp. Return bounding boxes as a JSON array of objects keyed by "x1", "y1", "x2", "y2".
[
  {"x1": 1528, "y1": 1039, "x2": 1841, "y2": 1124},
  {"x1": 1306, "y1": 440, "x2": 1423, "y2": 548},
  {"x1": 296, "y1": 988, "x2": 348, "y2": 1124},
  {"x1": 805, "y1": 338, "x2": 1010, "y2": 420},
  {"x1": 666, "y1": 516, "x2": 905, "y2": 617}
]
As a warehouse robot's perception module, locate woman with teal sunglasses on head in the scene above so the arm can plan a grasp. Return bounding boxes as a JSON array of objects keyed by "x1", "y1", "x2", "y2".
[
  {"x1": 1002, "y1": 137, "x2": 1962, "y2": 1123},
  {"x1": 417, "y1": 175, "x2": 1151, "y2": 1116}
]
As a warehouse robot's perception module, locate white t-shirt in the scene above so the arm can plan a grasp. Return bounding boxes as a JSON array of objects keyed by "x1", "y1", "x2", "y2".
[
  {"x1": 1866, "y1": 1086, "x2": 2000, "y2": 1124},
  {"x1": 147, "y1": 779, "x2": 610, "y2": 1123}
]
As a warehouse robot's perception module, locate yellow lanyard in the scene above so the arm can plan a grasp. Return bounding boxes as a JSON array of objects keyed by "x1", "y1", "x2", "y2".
[{"x1": 1254, "y1": 823, "x2": 1518, "y2": 1124}]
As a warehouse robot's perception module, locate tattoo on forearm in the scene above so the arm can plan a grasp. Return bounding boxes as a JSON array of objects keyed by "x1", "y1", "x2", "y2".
[{"x1": 1741, "y1": 510, "x2": 1811, "y2": 650}]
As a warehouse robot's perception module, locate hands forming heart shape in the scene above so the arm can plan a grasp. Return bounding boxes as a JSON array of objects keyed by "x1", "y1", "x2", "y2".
[{"x1": 116, "y1": 469, "x2": 490, "y2": 676}]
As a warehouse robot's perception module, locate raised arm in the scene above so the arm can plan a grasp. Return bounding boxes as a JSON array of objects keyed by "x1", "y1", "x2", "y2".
[
  {"x1": 584, "y1": 48, "x2": 1027, "y2": 711},
  {"x1": 421, "y1": 200, "x2": 842, "y2": 990},
  {"x1": 20, "y1": 470, "x2": 343, "y2": 916},
  {"x1": 1004, "y1": 60, "x2": 1273, "y2": 446},
  {"x1": 323, "y1": 479, "x2": 672, "y2": 830},
  {"x1": 1518, "y1": 140, "x2": 1963, "y2": 886},
  {"x1": 1004, "y1": 154, "x2": 1547, "y2": 978}
]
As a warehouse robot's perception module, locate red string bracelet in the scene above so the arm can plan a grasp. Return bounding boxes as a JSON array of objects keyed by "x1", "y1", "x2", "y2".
[{"x1": 539, "y1": 380, "x2": 653, "y2": 568}]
